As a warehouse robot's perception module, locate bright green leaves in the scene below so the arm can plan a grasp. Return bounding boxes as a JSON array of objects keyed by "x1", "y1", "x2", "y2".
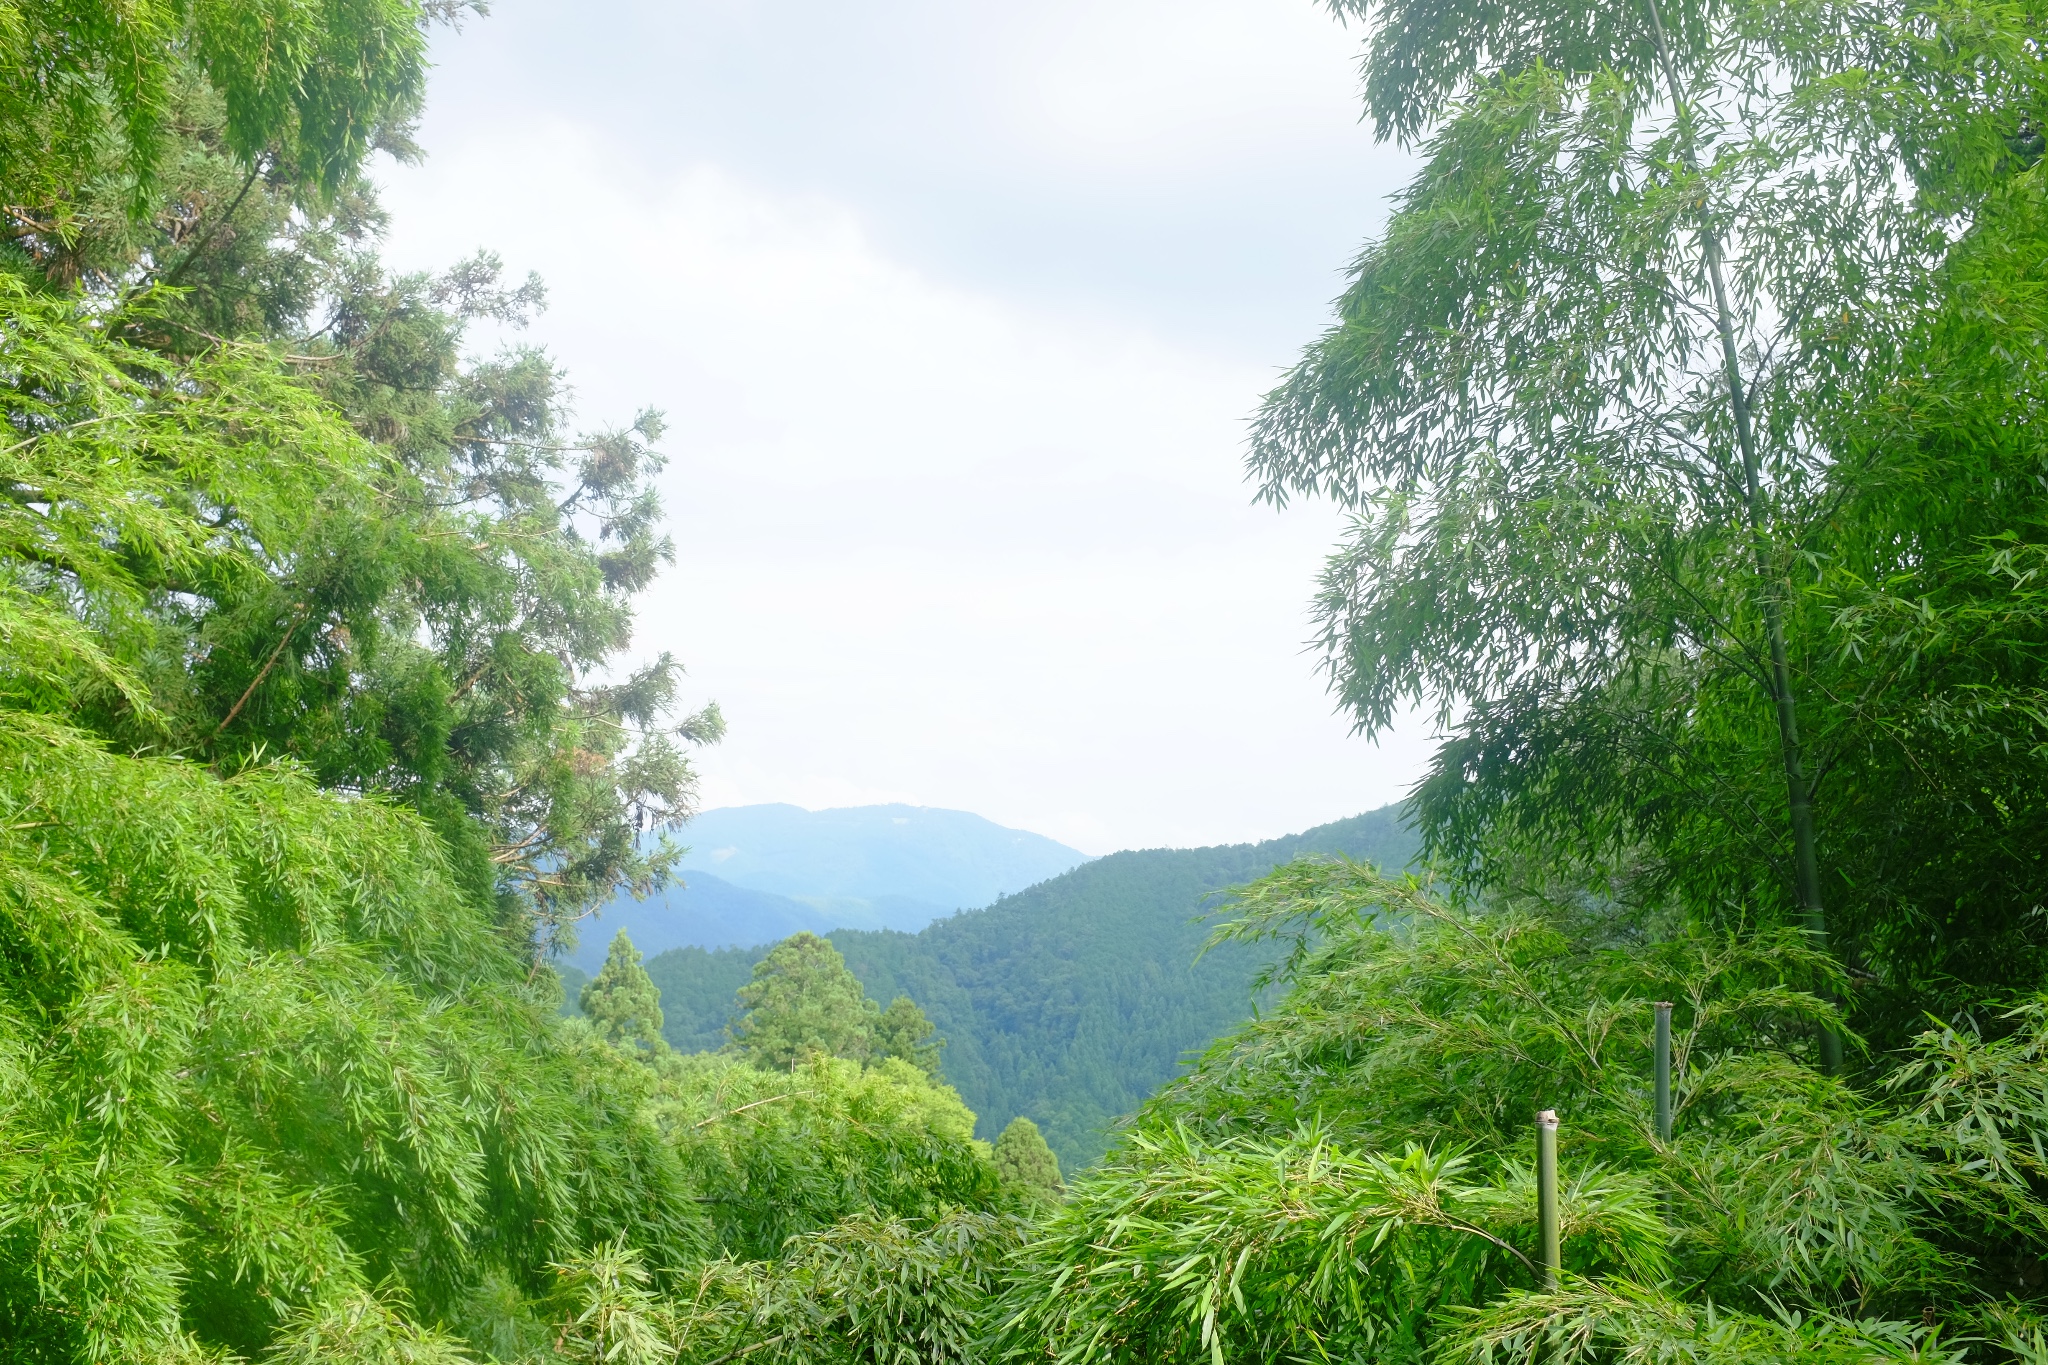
[
  {"x1": 0, "y1": 0, "x2": 445, "y2": 218},
  {"x1": 654, "y1": 1052, "x2": 997, "y2": 1261},
  {"x1": 1184, "y1": 859, "x2": 1847, "y2": 1150},
  {"x1": 1012, "y1": 858, "x2": 2048, "y2": 1361},
  {"x1": 1324, "y1": 0, "x2": 1687, "y2": 146},
  {"x1": 0, "y1": 274, "x2": 383, "y2": 730},
  {"x1": 2, "y1": 251, "x2": 717, "y2": 962},
  {"x1": 0, "y1": 714, "x2": 709, "y2": 1359},
  {"x1": 659, "y1": 1211, "x2": 1021, "y2": 1365},
  {"x1": 1002, "y1": 1130, "x2": 1664, "y2": 1364},
  {"x1": 186, "y1": 0, "x2": 431, "y2": 191},
  {"x1": 1447, "y1": 1279, "x2": 1976, "y2": 1365}
]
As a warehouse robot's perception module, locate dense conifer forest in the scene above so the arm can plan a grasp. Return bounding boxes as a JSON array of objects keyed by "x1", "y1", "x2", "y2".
[{"x1": 3, "y1": 0, "x2": 2047, "y2": 1362}]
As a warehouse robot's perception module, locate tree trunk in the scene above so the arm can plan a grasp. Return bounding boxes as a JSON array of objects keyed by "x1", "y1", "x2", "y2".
[{"x1": 1644, "y1": 0, "x2": 1841, "y2": 1073}]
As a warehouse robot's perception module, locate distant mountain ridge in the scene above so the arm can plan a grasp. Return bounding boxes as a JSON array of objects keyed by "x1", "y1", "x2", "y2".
[
  {"x1": 640, "y1": 804, "x2": 1419, "y2": 1169},
  {"x1": 679, "y1": 802, "x2": 1089, "y2": 908},
  {"x1": 562, "y1": 803, "x2": 1090, "y2": 973}
]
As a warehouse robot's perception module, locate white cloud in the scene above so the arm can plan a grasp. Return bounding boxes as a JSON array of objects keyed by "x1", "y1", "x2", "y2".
[
  {"x1": 1004, "y1": 0, "x2": 1370, "y2": 168},
  {"x1": 376, "y1": 7, "x2": 1432, "y2": 854}
]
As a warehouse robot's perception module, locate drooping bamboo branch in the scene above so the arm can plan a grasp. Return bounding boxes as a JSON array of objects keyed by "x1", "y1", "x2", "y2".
[{"x1": 1642, "y1": 0, "x2": 1841, "y2": 1073}]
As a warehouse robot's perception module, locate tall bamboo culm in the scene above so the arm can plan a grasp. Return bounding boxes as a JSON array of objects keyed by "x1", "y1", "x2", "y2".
[
  {"x1": 1654, "y1": 1002, "x2": 1673, "y2": 1223},
  {"x1": 1654, "y1": 1002, "x2": 1673, "y2": 1142}
]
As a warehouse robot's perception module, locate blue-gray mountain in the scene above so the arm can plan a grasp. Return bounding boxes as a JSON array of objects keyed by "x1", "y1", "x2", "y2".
[
  {"x1": 639, "y1": 805, "x2": 1419, "y2": 1169},
  {"x1": 564, "y1": 803, "x2": 1090, "y2": 972},
  {"x1": 681, "y1": 802, "x2": 1089, "y2": 907}
]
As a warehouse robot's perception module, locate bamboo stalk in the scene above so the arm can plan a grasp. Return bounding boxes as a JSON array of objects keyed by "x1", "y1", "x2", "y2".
[
  {"x1": 1655, "y1": 1002, "x2": 1674, "y2": 1226},
  {"x1": 1654, "y1": 1002, "x2": 1673, "y2": 1143},
  {"x1": 1641, "y1": 0, "x2": 1839, "y2": 1076},
  {"x1": 1537, "y1": 1109, "x2": 1560, "y2": 1289}
]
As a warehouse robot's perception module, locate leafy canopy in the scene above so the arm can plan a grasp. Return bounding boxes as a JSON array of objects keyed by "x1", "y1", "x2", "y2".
[
  {"x1": 0, "y1": 713, "x2": 706, "y2": 1361},
  {"x1": 1251, "y1": 0, "x2": 2048, "y2": 1034},
  {"x1": 1, "y1": 0, "x2": 452, "y2": 248},
  {"x1": 732, "y1": 933, "x2": 878, "y2": 1068},
  {"x1": 650, "y1": 1051, "x2": 998, "y2": 1262},
  {"x1": 875, "y1": 993, "x2": 947, "y2": 1077}
]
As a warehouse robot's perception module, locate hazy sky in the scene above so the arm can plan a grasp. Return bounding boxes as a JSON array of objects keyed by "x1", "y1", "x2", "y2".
[{"x1": 375, "y1": 0, "x2": 1429, "y2": 854}]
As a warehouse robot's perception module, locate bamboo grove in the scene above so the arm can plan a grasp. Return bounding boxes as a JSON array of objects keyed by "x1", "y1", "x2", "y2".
[{"x1": 3, "y1": 0, "x2": 2047, "y2": 1361}]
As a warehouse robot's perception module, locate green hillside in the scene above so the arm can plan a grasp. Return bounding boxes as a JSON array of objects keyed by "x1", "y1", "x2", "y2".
[{"x1": 642, "y1": 804, "x2": 1418, "y2": 1167}]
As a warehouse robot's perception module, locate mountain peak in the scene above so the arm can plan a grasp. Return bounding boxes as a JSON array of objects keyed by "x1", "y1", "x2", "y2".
[
  {"x1": 675, "y1": 803, "x2": 1089, "y2": 907},
  {"x1": 566, "y1": 803, "x2": 1091, "y2": 971}
]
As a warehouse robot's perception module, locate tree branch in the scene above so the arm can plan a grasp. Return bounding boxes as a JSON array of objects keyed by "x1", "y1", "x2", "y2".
[{"x1": 213, "y1": 605, "x2": 307, "y2": 738}]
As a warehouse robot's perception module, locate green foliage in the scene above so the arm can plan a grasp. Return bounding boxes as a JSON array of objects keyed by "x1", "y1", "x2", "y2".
[
  {"x1": 0, "y1": 4, "x2": 1036, "y2": 1362},
  {"x1": 0, "y1": 39, "x2": 731, "y2": 1353},
  {"x1": 5, "y1": 2, "x2": 720, "y2": 960},
  {"x1": 582, "y1": 932, "x2": 666, "y2": 1052},
  {"x1": 6, "y1": 223, "x2": 717, "y2": 963},
  {"x1": 650, "y1": 805, "x2": 1419, "y2": 1167},
  {"x1": 539, "y1": 1211, "x2": 1022, "y2": 1365},
  {"x1": 265, "y1": 1290, "x2": 478, "y2": 1365},
  {"x1": 677, "y1": 1211, "x2": 1024, "y2": 1365},
  {"x1": 1001, "y1": 1130, "x2": 1666, "y2": 1364},
  {"x1": 998, "y1": 860, "x2": 2048, "y2": 1363},
  {"x1": 992, "y1": 1118, "x2": 1063, "y2": 1213},
  {"x1": 642, "y1": 944, "x2": 757, "y2": 1052},
  {"x1": 12, "y1": 0, "x2": 2048, "y2": 1357},
  {"x1": 731, "y1": 932, "x2": 881, "y2": 1070},
  {"x1": 544, "y1": 1239, "x2": 674, "y2": 1365},
  {"x1": 651, "y1": 1052, "x2": 998, "y2": 1261},
  {"x1": 0, "y1": 272, "x2": 377, "y2": 723},
  {"x1": 0, "y1": 712, "x2": 709, "y2": 1361}
]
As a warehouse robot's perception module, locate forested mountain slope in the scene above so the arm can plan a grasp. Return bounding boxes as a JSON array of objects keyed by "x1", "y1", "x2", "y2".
[
  {"x1": 565, "y1": 871, "x2": 834, "y2": 973},
  {"x1": 643, "y1": 804, "x2": 1418, "y2": 1166}
]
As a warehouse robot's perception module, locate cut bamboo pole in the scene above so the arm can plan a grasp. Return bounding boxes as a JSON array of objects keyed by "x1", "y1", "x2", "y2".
[
  {"x1": 1537, "y1": 1109, "x2": 1560, "y2": 1289},
  {"x1": 1655, "y1": 1001, "x2": 1674, "y2": 1225},
  {"x1": 1654, "y1": 1001, "x2": 1673, "y2": 1143}
]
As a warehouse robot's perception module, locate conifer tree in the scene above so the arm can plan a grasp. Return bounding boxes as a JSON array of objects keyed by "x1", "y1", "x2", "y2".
[
  {"x1": 992, "y1": 1117, "x2": 1063, "y2": 1213},
  {"x1": 582, "y1": 931, "x2": 667, "y2": 1052},
  {"x1": 730, "y1": 933, "x2": 875, "y2": 1070},
  {"x1": 874, "y1": 995, "x2": 945, "y2": 1079}
]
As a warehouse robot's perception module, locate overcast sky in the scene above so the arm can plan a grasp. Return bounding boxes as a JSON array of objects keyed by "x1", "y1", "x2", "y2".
[{"x1": 375, "y1": 0, "x2": 1429, "y2": 854}]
